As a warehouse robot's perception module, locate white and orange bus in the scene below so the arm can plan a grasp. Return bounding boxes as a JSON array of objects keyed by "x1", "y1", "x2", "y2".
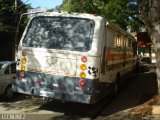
[{"x1": 13, "y1": 12, "x2": 136, "y2": 104}]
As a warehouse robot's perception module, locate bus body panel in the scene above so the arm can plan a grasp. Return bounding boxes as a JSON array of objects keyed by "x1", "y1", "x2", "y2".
[
  {"x1": 16, "y1": 47, "x2": 102, "y2": 79},
  {"x1": 13, "y1": 71, "x2": 99, "y2": 104},
  {"x1": 99, "y1": 23, "x2": 136, "y2": 83}
]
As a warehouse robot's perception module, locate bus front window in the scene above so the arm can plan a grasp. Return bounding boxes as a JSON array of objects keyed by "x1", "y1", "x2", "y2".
[{"x1": 22, "y1": 17, "x2": 95, "y2": 52}]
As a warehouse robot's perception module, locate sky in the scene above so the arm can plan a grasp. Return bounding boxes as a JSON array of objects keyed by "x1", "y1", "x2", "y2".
[{"x1": 22, "y1": 0, "x2": 63, "y2": 9}]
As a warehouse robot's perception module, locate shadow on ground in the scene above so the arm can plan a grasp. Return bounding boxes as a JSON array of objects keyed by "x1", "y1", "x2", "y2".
[
  {"x1": 0, "y1": 93, "x2": 47, "y2": 112},
  {"x1": 97, "y1": 64, "x2": 158, "y2": 119}
]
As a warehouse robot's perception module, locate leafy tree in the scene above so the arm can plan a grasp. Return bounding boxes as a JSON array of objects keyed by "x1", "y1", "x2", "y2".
[
  {"x1": 61, "y1": 0, "x2": 140, "y2": 32},
  {"x1": 0, "y1": 0, "x2": 15, "y2": 31},
  {"x1": 47, "y1": 8, "x2": 54, "y2": 12},
  {"x1": 0, "y1": 0, "x2": 30, "y2": 32},
  {"x1": 0, "y1": 0, "x2": 31, "y2": 60},
  {"x1": 139, "y1": 0, "x2": 160, "y2": 103}
]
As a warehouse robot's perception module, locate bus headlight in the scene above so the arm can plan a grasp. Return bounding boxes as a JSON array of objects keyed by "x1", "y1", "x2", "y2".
[
  {"x1": 22, "y1": 50, "x2": 27, "y2": 56},
  {"x1": 79, "y1": 79, "x2": 86, "y2": 86},
  {"x1": 21, "y1": 65, "x2": 26, "y2": 71},
  {"x1": 81, "y1": 56, "x2": 87, "y2": 63},
  {"x1": 80, "y1": 72, "x2": 86, "y2": 78},
  {"x1": 21, "y1": 58, "x2": 27, "y2": 64},
  {"x1": 80, "y1": 64, "x2": 87, "y2": 70}
]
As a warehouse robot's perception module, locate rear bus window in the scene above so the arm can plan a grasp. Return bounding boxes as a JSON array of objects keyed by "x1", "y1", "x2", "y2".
[{"x1": 22, "y1": 16, "x2": 95, "y2": 52}]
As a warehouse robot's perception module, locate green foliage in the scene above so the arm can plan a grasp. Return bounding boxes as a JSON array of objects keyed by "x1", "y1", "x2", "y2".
[
  {"x1": 47, "y1": 8, "x2": 54, "y2": 12},
  {"x1": 61, "y1": 0, "x2": 140, "y2": 32},
  {"x1": 0, "y1": 0, "x2": 30, "y2": 32}
]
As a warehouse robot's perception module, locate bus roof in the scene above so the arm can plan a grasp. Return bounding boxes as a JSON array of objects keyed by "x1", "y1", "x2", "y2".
[
  {"x1": 106, "y1": 20, "x2": 135, "y2": 40},
  {"x1": 29, "y1": 11, "x2": 104, "y2": 21}
]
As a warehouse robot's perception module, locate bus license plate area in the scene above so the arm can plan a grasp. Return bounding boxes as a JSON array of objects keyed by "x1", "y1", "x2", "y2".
[{"x1": 40, "y1": 90, "x2": 54, "y2": 97}]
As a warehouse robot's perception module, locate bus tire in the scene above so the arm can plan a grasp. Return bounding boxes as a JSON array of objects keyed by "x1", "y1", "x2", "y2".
[
  {"x1": 113, "y1": 74, "x2": 120, "y2": 97},
  {"x1": 113, "y1": 80, "x2": 118, "y2": 97}
]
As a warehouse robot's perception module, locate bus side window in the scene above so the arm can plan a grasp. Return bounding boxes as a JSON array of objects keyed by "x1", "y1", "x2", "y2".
[{"x1": 101, "y1": 46, "x2": 106, "y2": 74}]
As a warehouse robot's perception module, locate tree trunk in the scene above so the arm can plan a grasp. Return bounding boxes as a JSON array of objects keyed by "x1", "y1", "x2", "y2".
[
  {"x1": 139, "y1": 0, "x2": 160, "y2": 103},
  {"x1": 151, "y1": 26, "x2": 160, "y2": 104}
]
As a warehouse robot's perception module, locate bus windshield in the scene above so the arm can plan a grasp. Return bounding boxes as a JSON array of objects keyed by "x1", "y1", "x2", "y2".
[{"x1": 22, "y1": 16, "x2": 95, "y2": 52}]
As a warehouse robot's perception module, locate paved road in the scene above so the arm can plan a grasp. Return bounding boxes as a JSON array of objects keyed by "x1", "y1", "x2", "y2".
[
  {"x1": 0, "y1": 65, "x2": 157, "y2": 120},
  {"x1": 96, "y1": 65, "x2": 157, "y2": 119},
  {"x1": 0, "y1": 93, "x2": 109, "y2": 120}
]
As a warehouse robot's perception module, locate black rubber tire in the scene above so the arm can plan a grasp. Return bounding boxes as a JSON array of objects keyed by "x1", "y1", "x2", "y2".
[
  {"x1": 114, "y1": 80, "x2": 118, "y2": 96},
  {"x1": 2, "y1": 85, "x2": 14, "y2": 100},
  {"x1": 113, "y1": 75, "x2": 120, "y2": 97}
]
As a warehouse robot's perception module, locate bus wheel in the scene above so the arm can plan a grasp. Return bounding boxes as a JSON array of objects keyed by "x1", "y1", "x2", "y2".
[
  {"x1": 113, "y1": 75, "x2": 120, "y2": 97},
  {"x1": 113, "y1": 80, "x2": 118, "y2": 97}
]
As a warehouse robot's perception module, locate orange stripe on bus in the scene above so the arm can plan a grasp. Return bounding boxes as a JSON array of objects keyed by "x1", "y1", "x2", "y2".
[
  {"x1": 111, "y1": 54, "x2": 124, "y2": 61},
  {"x1": 106, "y1": 47, "x2": 133, "y2": 61}
]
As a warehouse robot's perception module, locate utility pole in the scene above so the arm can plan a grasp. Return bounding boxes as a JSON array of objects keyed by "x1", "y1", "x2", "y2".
[{"x1": 13, "y1": 0, "x2": 30, "y2": 60}]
